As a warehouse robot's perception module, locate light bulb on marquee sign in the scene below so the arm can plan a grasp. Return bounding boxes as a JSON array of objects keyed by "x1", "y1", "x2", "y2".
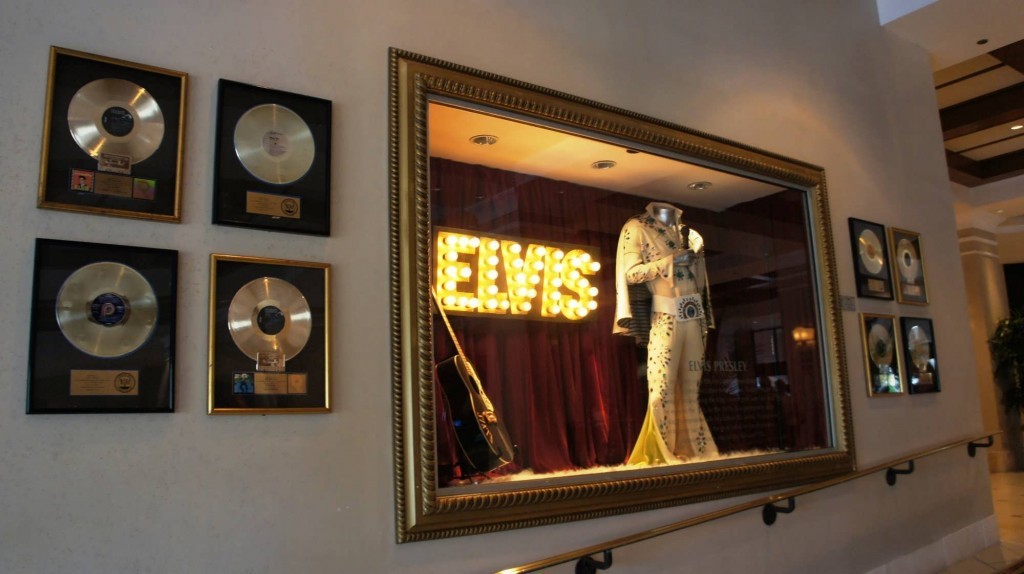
[{"x1": 435, "y1": 227, "x2": 601, "y2": 321}]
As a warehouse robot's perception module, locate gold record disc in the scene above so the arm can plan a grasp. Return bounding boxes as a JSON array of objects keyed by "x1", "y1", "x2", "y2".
[
  {"x1": 233, "y1": 104, "x2": 315, "y2": 185},
  {"x1": 67, "y1": 78, "x2": 165, "y2": 164},
  {"x1": 55, "y1": 262, "x2": 158, "y2": 358},
  {"x1": 907, "y1": 325, "x2": 931, "y2": 369},
  {"x1": 896, "y1": 238, "x2": 920, "y2": 283},
  {"x1": 867, "y1": 322, "x2": 893, "y2": 368},
  {"x1": 858, "y1": 229, "x2": 884, "y2": 275},
  {"x1": 227, "y1": 277, "x2": 312, "y2": 361}
]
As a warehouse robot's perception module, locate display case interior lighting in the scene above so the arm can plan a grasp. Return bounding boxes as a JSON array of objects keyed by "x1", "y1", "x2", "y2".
[{"x1": 435, "y1": 229, "x2": 600, "y2": 321}]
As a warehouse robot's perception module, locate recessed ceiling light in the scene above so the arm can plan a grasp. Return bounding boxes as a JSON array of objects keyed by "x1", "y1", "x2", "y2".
[
  {"x1": 997, "y1": 209, "x2": 1006, "y2": 214},
  {"x1": 625, "y1": 149, "x2": 640, "y2": 154},
  {"x1": 1011, "y1": 125, "x2": 1024, "y2": 131},
  {"x1": 977, "y1": 38, "x2": 989, "y2": 45},
  {"x1": 591, "y1": 160, "x2": 617, "y2": 170},
  {"x1": 688, "y1": 181, "x2": 713, "y2": 191},
  {"x1": 469, "y1": 134, "x2": 499, "y2": 146}
]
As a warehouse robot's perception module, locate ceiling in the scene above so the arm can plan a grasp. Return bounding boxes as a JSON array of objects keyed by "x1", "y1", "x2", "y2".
[{"x1": 882, "y1": 0, "x2": 1024, "y2": 239}]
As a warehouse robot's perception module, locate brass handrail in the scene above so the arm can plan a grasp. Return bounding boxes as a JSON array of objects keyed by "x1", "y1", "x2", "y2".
[{"x1": 496, "y1": 431, "x2": 999, "y2": 574}]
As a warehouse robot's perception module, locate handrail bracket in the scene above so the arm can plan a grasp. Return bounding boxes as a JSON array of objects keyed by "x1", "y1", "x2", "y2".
[
  {"x1": 575, "y1": 550, "x2": 613, "y2": 574},
  {"x1": 968, "y1": 436, "x2": 994, "y2": 458},
  {"x1": 885, "y1": 460, "x2": 915, "y2": 486},
  {"x1": 762, "y1": 497, "x2": 795, "y2": 526}
]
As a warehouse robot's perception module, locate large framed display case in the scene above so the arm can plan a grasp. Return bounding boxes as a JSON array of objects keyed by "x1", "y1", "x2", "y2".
[{"x1": 390, "y1": 49, "x2": 854, "y2": 542}]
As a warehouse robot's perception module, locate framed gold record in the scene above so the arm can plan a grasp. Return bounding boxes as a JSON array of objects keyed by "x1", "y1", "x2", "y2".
[
  {"x1": 213, "y1": 80, "x2": 332, "y2": 236},
  {"x1": 860, "y1": 313, "x2": 904, "y2": 396},
  {"x1": 27, "y1": 238, "x2": 178, "y2": 413},
  {"x1": 848, "y1": 218, "x2": 893, "y2": 300},
  {"x1": 208, "y1": 254, "x2": 330, "y2": 414},
  {"x1": 888, "y1": 227, "x2": 928, "y2": 305},
  {"x1": 37, "y1": 47, "x2": 187, "y2": 222}
]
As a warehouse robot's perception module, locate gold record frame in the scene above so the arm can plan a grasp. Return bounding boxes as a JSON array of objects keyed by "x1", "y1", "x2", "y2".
[
  {"x1": 208, "y1": 254, "x2": 330, "y2": 415},
  {"x1": 860, "y1": 313, "x2": 905, "y2": 397},
  {"x1": 38, "y1": 46, "x2": 187, "y2": 223},
  {"x1": 888, "y1": 227, "x2": 929, "y2": 305},
  {"x1": 390, "y1": 49, "x2": 855, "y2": 542}
]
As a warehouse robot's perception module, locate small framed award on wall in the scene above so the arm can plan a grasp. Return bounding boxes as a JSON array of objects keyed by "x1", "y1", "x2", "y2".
[
  {"x1": 849, "y1": 218, "x2": 893, "y2": 300},
  {"x1": 212, "y1": 79, "x2": 332, "y2": 236},
  {"x1": 888, "y1": 227, "x2": 928, "y2": 305}
]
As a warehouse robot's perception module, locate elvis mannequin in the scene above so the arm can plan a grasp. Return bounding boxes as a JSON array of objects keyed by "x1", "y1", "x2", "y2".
[{"x1": 614, "y1": 201, "x2": 718, "y2": 464}]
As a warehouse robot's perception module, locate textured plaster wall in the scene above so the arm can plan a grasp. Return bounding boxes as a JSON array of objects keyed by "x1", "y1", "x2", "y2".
[{"x1": 0, "y1": 1, "x2": 992, "y2": 572}]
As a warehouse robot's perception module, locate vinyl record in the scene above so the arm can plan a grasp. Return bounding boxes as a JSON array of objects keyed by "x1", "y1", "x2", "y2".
[
  {"x1": 867, "y1": 322, "x2": 893, "y2": 368},
  {"x1": 896, "y1": 238, "x2": 920, "y2": 283},
  {"x1": 227, "y1": 277, "x2": 312, "y2": 361},
  {"x1": 233, "y1": 104, "x2": 315, "y2": 185},
  {"x1": 67, "y1": 78, "x2": 165, "y2": 164},
  {"x1": 858, "y1": 229, "x2": 884, "y2": 275},
  {"x1": 55, "y1": 261, "x2": 158, "y2": 358},
  {"x1": 907, "y1": 325, "x2": 932, "y2": 369}
]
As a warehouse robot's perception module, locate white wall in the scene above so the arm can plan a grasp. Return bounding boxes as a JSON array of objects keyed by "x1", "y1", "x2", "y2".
[{"x1": 0, "y1": 1, "x2": 993, "y2": 573}]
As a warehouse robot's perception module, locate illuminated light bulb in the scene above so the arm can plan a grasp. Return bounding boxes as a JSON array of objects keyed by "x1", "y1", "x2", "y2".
[
  {"x1": 499, "y1": 300, "x2": 510, "y2": 310},
  {"x1": 532, "y1": 260, "x2": 544, "y2": 271},
  {"x1": 551, "y1": 278, "x2": 563, "y2": 287},
  {"x1": 589, "y1": 262, "x2": 601, "y2": 272},
  {"x1": 577, "y1": 307, "x2": 589, "y2": 318},
  {"x1": 486, "y1": 269, "x2": 499, "y2": 280},
  {"x1": 469, "y1": 237, "x2": 481, "y2": 248},
  {"x1": 588, "y1": 287, "x2": 599, "y2": 297},
  {"x1": 488, "y1": 240, "x2": 500, "y2": 251},
  {"x1": 569, "y1": 270, "x2": 581, "y2": 280},
  {"x1": 458, "y1": 236, "x2": 469, "y2": 248},
  {"x1": 443, "y1": 280, "x2": 457, "y2": 291},
  {"x1": 569, "y1": 257, "x2": 581, "y2": 268},
  {"x1": 444, "y1": 251, "x2": 459, "y2": 262},
  {"x1": 535, "y1": 246, "x2": 547, "y2": 256},
  {"x1": 459, "y1": 267, "x2": 472, "y2": 278},
  {"x1": 512, "y1": 259, "x2": 524, "y2": 269},
  {"x1": 566, "y1": 299, "x2": 578, "y2": 308},
  {"x1": 516, "y1": 287, "x2": 528, "y2": 297},
  {"x1": 486, "y1": 299, "x2": 499, "y2": 309},
  {"x1": 520, "y1": 302, "x2": 532, "y2": 312},
  {"x1": 550, "y1": 291, "x2": 562, "y2": 301},
  {"x1": 553, "y1": 263, "x2": 564, "y2": 273},
  {"x1": 443, "y1": 296, "x2": 456, "y2": 306},
  {"x1": 514, "y1": 272, "x2": 526, "y2": 283},
  {"x1": 457, "y1": 296, "x2": 468, "y2": 307},
  {"x1": 553, "y1": 249, "x2": 564, "y2": 260},
  {"x1": 509, "y1": 243, "x2": 522, "y2": 254},
  {"x1": 468, "y1": 298, "x2": 480, "y2": 308},
  {"x1": 529, "y1": 274, "x2": 541, "y2": 284},
  {"x1": 580, "y1": 253, "x2": 592, "y2": 263},
  {"x1": 487, "y1": 255, "x2": 499, "y2": 266},
  {"x1": 587, "y1": 300, "x2": 598, "y2": 310},
  {"x1": 578, "y1": 278, "x2": 590, "y2": 288},
  {"x1": 445, "y1": 266, "x2": 458, "y2": 277},
  {"x1": 443, "y1": 235, "x2": 458, "y2": 246},
  {"x1": 528, "y1": 288, "x2": 537, "y2": 298},
  {"x1": 549, "y1": 305, "x2": 561, "y2": 315},
  {"x1": 486, "y1": 285, "x2": 499, "y2": 295}
]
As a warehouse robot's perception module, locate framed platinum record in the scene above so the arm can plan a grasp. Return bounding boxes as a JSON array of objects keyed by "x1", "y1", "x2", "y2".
[
  {"x1": 848, "y1": 218, "x2": 893, "y2": 300},
  {"x1": 213, "y1": 80, "x2": 332, "y2": 236},
  {"x1": 37, "y1": 47, "x2": 187, "y2": 222},
  {"x1": 27, "y1": 238, "x2": 178, "y2": 413},
  {"x1": 208, "y1": 254, "x2": 330, "y2": 414}
]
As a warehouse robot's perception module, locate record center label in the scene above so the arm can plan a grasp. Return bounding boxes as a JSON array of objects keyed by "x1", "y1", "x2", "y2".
[
  {"x1": 262, "y1": 131, "x2": 289, "y2": 157},
  {"x1": 102, "y1": 107, "x2": 135, "y2": 137},
  {"x1": 70, "y1": 370, "x2": 139, "y2": 396},
  {"x1": 91, "y1": 293, "x2": 129, "y2": 326},
  {"x1": 246, "y1": 191, "x2": 301, "y2": 218}
]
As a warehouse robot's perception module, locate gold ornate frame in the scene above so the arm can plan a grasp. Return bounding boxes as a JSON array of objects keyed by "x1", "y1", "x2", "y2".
[{"x1": 390, "y1": 48, "x2": 854, "y2": 542}]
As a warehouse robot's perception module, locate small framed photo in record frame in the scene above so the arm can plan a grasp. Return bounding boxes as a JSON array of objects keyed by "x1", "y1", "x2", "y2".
[
  {"x1": 27, "y1": 238, "x2": 178, "y2": 413},
  {"x1": 888, "y1": 227, "x2": 928, "y2": 305},
  {"x1": 849, "y1": 218, "x2": 893, "y2": 300},
  {"x1": 213, "y1": 80, "x2": 332, "y2": 236},
  {"x1": 208, "y1": 254, "x2": 330, "y2": 414},
  {"x1": 38, "y1": 47, "x2": 187, "y2": 222},
  {"x1": 860, "y1": 313, "x2": 904, "y2": 397},
  {"x1": 900, "y1": 317, "x2": 940, "y2": 394}
]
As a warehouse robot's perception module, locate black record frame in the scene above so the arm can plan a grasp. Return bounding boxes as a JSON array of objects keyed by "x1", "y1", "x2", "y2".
[
  {"x1": 208, "y1": 254, "x2": 330, "y2": 414},
  {"x1": 848, "y1": 217, "x2": 894, "y2": 300},
  {"x1": 900, "y1": 316, "x2": 940, "y2": 394},
  {"x1": 27, "y1": 238, "x2": 178, "y2": 413},
  {"x1": 213, "y1": 79, "x2": 332, "y2": 236},
  {"x1": 37, "y1": 47, "x2": 187, "y2": 223}
]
